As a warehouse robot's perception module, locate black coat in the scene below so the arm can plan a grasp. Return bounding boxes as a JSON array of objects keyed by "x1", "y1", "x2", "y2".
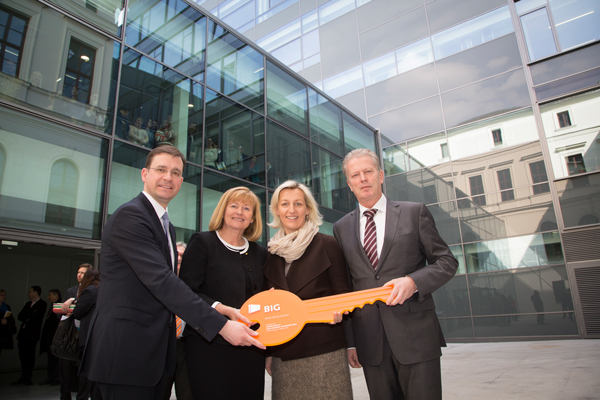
[
  {"x1": 40, "y1": 306, "x2": 61, "y2": 354},
  {"x1": 17, "y1": 299, "x2": 47, "y2": 342},
  {"x1": 1, "y1": 304, "x2": 17, "y2": 350},
  {"x1": 73, "y1": 285, "x2": 98, "y2": 348}
]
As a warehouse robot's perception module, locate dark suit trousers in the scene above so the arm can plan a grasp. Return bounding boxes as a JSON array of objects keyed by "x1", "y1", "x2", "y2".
[
  {"x1": 362, "y1": 330, "x2": 441, "y2": 400},
  {"x1": 17, "y1": 339, "x2": 37, "y2": 381},
  {"x1": 98, "y1": 372, "x2": 168, "y2": 400},
  {"x1": 161, "y1": 338, "x2": 192, "y2": 400}
]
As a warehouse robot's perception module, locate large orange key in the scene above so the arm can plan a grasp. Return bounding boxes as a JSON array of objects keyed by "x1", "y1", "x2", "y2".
[{"x1": 239, "y1": 286, "x2": 393, "y2": 346}]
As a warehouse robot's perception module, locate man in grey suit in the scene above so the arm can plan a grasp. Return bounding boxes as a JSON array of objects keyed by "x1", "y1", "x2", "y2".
[
  {"x1": 333, "y1": 148, "x2": 458, "y2": 400},
  {"x1": 81, "y1": 146, "x2": 264, "y2": 400}
]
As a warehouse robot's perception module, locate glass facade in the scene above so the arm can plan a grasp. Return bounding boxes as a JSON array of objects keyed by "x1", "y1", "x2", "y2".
[{"x1": 2, "y1": 0, "x2": 599, "y2": 353}]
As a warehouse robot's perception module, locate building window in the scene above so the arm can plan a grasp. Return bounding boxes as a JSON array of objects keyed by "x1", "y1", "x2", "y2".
[
  {"x1": 0, "y1": 5, "x2": 29, "y2": 77},
  {"x1": 45, "y1": 160, "x2": 79, "y2": 226},
  {"x1": 0, "y1": 145, "x2": 5, "y2": 191},
  {"x1": 529, "y1": 160, "x2": 550, "y2": 194},
  {"x1": 491, "y1": 129, "x2": 503, "y2": 146},
  {"x1": 566, "y1": 154, "x2": 586, "y2": 176},
  {"x1": 497, "y1": 169, "x2": 515, "y2": 201},
  {"x1": 62, "y1": 38, "x2": 96, "y2": 104},
  {"x1": 440, "y1": 143, "x2": 449, "y2": 159},
  {"x1": 469, "y1": 175, "x2": 486, "y2": 206},
  {"x1": 557, "y1": 110, "x2": 572, "y2": 128}
]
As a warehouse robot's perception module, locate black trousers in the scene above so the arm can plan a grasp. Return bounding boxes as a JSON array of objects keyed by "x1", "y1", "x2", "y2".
[{"x1": 17, "y1": 339, "x2": 37, "y2": 381}]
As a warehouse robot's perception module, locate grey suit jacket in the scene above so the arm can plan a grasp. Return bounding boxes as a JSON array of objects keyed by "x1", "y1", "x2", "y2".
[
  {"x1": 81, "y1": 193, "x2": 228, "y2": 387},
  {"x1": 333, "y1": 199, "x2": 457, "y2": 366}
]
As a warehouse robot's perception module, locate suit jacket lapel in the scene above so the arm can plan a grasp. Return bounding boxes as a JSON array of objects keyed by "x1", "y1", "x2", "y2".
[
  {"x1": 379, "y1": 200, "x2": 401, "y2": 268},
  {"x1": 263, "y1": 254, "x2": 290, "y2": 291}
]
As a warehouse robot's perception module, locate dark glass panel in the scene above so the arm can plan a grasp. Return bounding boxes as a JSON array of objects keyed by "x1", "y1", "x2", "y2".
[
  {"x1": 464, "y1": 232, "x2": 564, "y2": 272},
  {"x1": 382, "y1": 143, "x2": 409, "y2": 176},
  {"x1": 450, "y1": 244, "x2": 466, "y2": 275},
  {"x1": 365, "y1": 63, "x2": 437, "y2": 115},
  {"x1": 0, "y1": 107, "x2": 108, "y2": 240},
  {"x1": 436, "y1": 34, "x2": 522, "y2": 92},
  {"x1": 266, "y1": 120, "x2": 311, "y2": 188},
  {"x1": 318, "y1": 207, "x2": 346, "y2": 236},
  {"x1": 426, "y1": 0, "x2": 506, "y2": 34},
  {"x1": 555, "y1": 173, "x2": 600, "y2": 228},
  {"x1": 368, "y1": 96, "x2": 444, "y2": 143},
  {"x1": 427, "y1": 202, "x2": 461, "y2": 246},
  {"x1": 530, "y1": 42, "x2": 600, "y2": 85},
  {"x1": 319, "y1": 12, "x2": 362, "y2": 78},
  {"x1": 468, "y1": 265, "x2": 574, "y2": 316},
  {"x1": 266, "y1": 60, "x2": 308, "y2": 136},
  {"x1": 431, "y1": 275, "x2": 470, "y2": 318},
  {"x1": 308, "y1": 88, "x2": 343, "y2": 155},
  {"x1": 127, "y1": 0, "x2": 207, "y2": 81},
  {"x1": 439, "y1": 317, "x2": 474, "y2": 339},
  {"x1": 204, "y1": 88, "x2": 265, "y2": 183},
  {"x1": 118, "y1": 48, "x2": 203, "y2": 161},
  {"x1": 356, "y1": 0, "x2": 422, "y2": 32},
  {"x1": 441, "y1": 69, "x2": 530, "y2": 128},
  {"x1": 312, "y1": 144, "x2": 351, "y2": 214},
  {"x1": 535, "y1": 68, "x2": 600, "y2": 102},
  {"x1": 207, "y1": 19, "x2": 264, "y2": 112},
  {"x1": 203, "y1": 170, "x2": 267, "y2": 245},
  {"x1": 473, "y1": 313, "x2": 578, "y2": 337},
  {"x1": 343, "y1": 111, "x2": 376, "y2": 153}
]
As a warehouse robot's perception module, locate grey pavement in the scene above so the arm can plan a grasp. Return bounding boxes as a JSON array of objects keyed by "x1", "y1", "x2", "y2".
[{"x1": 2, "y1": 339, "x2": 599, "y2": 399}]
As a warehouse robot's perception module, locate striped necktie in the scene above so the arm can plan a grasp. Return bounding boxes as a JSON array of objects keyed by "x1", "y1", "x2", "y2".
[
  {"x1": 363, "y1": 209, "x2": 378, "y2": 270},
  {"x1": 176, "y1": 316, "x2": 183, "y2": 337}
]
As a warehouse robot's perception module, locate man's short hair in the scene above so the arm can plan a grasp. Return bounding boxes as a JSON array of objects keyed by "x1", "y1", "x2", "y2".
[
  {"x1": 31, "y1": 286, "x2": 42, "y2": 296},
  {"x1": 145, "y1": 147, "x2": 186, "y2": 170},
  {"x1": 342, "y1": 148, "x2": 381, "y2": 179},
  {"x1": 49, "y1": 289, "x2": 62, "y2": 302},
  {"x1": 176, "y1": 241, "x2": 187, "y2": 249}
]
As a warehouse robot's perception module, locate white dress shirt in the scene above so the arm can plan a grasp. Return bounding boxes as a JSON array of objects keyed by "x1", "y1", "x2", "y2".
[
  {"x1": 142, "y1": 191, "x2": 175, "y2": 270},
  {"x1": 358, "y1": 194, "x2": 387, "y2": 259}
]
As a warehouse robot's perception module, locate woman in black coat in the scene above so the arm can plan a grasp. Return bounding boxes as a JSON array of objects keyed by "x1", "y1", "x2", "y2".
[{"x1": 179, "y1": 187, "x2": 268, "y2": 400}]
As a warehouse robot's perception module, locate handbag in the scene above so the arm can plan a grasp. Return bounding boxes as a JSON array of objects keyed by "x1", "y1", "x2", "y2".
[{"x1": 50, "y1": 315, "x2": 80, "y2": 361}]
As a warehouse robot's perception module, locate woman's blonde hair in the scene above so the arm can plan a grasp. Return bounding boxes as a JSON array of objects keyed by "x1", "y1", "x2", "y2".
[
  {"x1": 208, "y1": 187, "x2": 263, "y2": 242},
  {"x1": 268, "y1": 180, "x2": 322, "y2": 229}
]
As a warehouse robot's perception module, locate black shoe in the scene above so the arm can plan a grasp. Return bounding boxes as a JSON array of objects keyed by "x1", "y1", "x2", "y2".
[
  {"x1": 39, "y1": 378, "x2": 52, "y2": 385},
  {"x1": 11, "y1": 379, "x2": 24, "y2": 385},
  {"x1": 49, "y1": 379, "x2": 60, "y2": 386},
  {"x1": 23, "y1": 380, "x2": 34, "y2": 386}
]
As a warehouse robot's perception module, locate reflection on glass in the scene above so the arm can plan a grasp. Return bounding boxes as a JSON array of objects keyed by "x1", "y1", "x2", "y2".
[
  {"x1": 0, "y1": 1, "x2": 119, "y2": 132},
  {"x1": 458, "y1": 186, "x2": 557, "y2": 242},
  {"x1": 204, "y1": 88, "x2": 265, "y2": 183},
  {"x1": 319, "y1": 207, "x2": 345, "y2": 236},
  {"x1": 386, "y1": 165, "x2": 455, "y2": 205},
  {"x1": 222, "y1": 0, "x2": 255, "y2": 30},
  {"x1": 207, "y1": 20, "x2": 264, "y2": 112},
  {"x1": 266, "y1": 60, "x2": 308, "y2": 136},
  {"x1": 343, "y1": 111, "x2": 376, "y2": 153},
  {"x1": 266, "y1": 120, "x2": 311, "y2": 188},
  {"x1": 303, "y1": 29, "x2": 320, "y2": 58},
  {"x1": 473, "y1": 313, "x2": 578, "y2": 337},
  {"x1": 45, "y1": 0, "x2": 124, "y2": 36},
  {"x1": 450, "y1": 245, "x2": 466, "y2": 275},
  {"x1": 432, "y1": 6, "x2": 514, "y2": 60},
  {"x1": 118, "y1": 48, "x2": 203, "y2": 160},
  {"x1": 127, "y1": 0, "x2": 207, "y2": 81},
  {"x1": 323, "y1": 65, "x2": 364, "y2": 98},
  {"x1": 540, "y1": 89, "x2": 600, "y2": 179},
  {"x1": 271, "y1": 38, "x2": 302, "y2": 66},
  {"x1": 439, "y1": 317, "x2": 474, "y2": 339},
  {"x1": 549, "y1": 0, "x2": 600, "y2": 51},
  {"x1": 406, "y1": 132, "x2": 449, "y2": 168},
  {"x1": 0, "y1": 107, "x2": 108, "y2": 239},
  {"x1": 432, "y1": 275, "x2": 469, "y2": 318},
  {"x1": 312, "y1": 145, "x2": 350, "y2": 213},
  {"x1": 515, "y1": 0, "x2": 547, "y2": 15},
  {"x1": 302, "y1": 9, "x2": 318, "y2": 33},
  {"x1": 555, "y1": 174, "x2": 600, "y2": 228},
  {"x1": 256, "y1": 18, "x2": 301, "y2": 53},
  {"x1": 521, "y1": 8, "x2": 557, "y2": 61},
  {"x1": 396, "y1": 38, "x2": 433, "y2": 75},
  {"x1": 383, "y1": 143, "x2": 409, "y2": 176},
  {"x1": 318, "y1": 0, "x2": 355, "y2": 25},
  {"x1": 309, "y1": 88, "x2": 343, "y2": 155},
  {"x1": 464, "y1": 232, "x2": 564, "y2": 272},
  {"x1": 428, "y1": 202, "x2": 461, "y2": 246},
  {"x1": 363, "y1": 52, "x2": 396, "y2": 87},
  {"x1": 203, "y1": 170, "x2": 267, "y2": 245},
  {"x1": 447, "y1": 108, "x2": 538, "y2": 162}
]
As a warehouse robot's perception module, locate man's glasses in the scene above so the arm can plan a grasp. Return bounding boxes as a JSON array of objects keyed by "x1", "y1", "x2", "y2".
[{"x1": 148, "y1": 167, "x2": 182, "y2": 178}]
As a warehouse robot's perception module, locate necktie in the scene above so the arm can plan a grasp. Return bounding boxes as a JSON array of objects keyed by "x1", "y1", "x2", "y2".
[
  {"x1": 162, "y1": 211, "x2": 170, "y2": 238},
  {"x1": 176, "y1": 316, "x2": 183, "y2": 337},
  {"x1": 363, "y1": 209, "x2": 378, "y2": 270}
]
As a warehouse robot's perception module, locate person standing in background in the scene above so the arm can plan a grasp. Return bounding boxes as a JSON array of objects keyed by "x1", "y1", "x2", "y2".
[
  {"x1": 13, "y1": 286, "x2": 47, "y2": 386},
  {"x1": 39, "y1": 289, "x2": 62, "y2": 386},
  {"x1": 0, "y1": 289, "x2": 17, "y2": 358}
]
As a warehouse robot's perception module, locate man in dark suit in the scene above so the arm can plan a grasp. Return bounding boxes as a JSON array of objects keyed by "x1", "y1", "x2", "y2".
[
  {"x1": 13, "y1": 286, "x2": 47, "y2": 385},
  {"x1": 333, "y1": 148, "x2": 458, "y2": 400},
  {"x1": 81, "y1": 146, "x2": 264, "y2": 400},
  {"x1": 39, "y1": 288, "x2": 62, "y2": 386}
]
